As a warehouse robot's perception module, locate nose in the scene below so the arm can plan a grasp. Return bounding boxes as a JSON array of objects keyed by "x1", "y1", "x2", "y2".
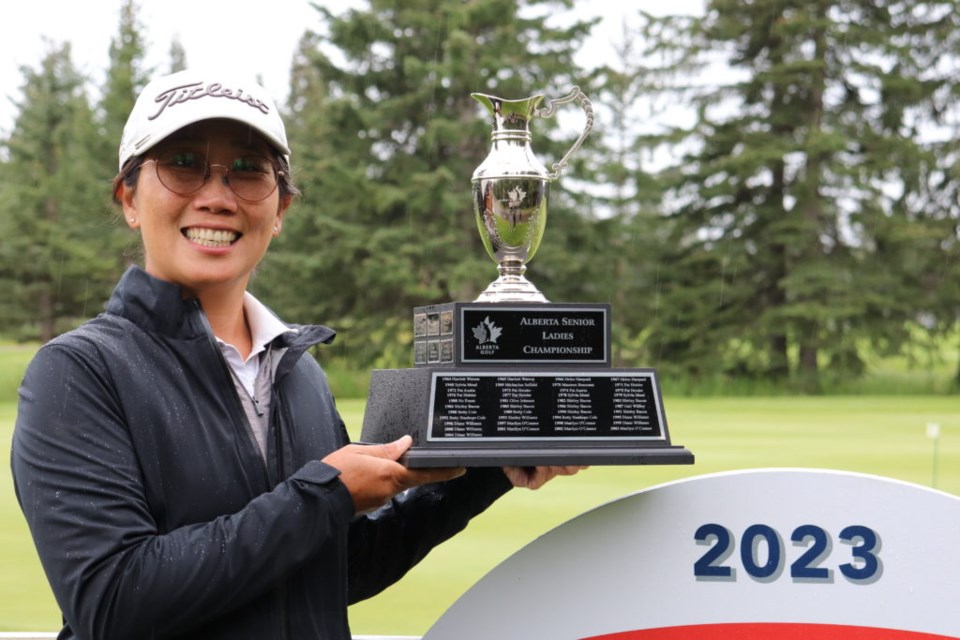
[
  {"x1": 196, "y1": 164, "x2": 238, "y2": 205},
  {"x1": 207, "y1": 164, "x2": 232, "y2": 187}
]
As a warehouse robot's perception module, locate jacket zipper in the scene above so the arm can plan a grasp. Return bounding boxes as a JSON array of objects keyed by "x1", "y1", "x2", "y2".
[
  {"x1": 192, "y1": 301, "x2": 291, "y2": 640},
  {"x1": 193, "y1": 301, "x2": 272, "y2": 484}
]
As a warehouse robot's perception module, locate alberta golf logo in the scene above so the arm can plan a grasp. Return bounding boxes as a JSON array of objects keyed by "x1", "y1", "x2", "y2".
[
  {"x1": 506, "y1": 186, "x2": 526, "y2": 209},
  {"x1": 471, "y1": 316, "x2": 502, "y2": 356}
]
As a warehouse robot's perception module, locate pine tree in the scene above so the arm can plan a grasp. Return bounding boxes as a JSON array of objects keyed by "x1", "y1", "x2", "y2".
[
  {"x1": 98, "y1": 0, "x2": 152, "y2": 272},
  {"x1": 169, "y1": 37, "x2": 187, "y2": 72},
  {"x1": 102, "y1": 0, "x2": 150, "y2": 149},
  {"x1": 632, "y1": 0, "x2": 960, "y2": 391},
  {"x1": 0, "y1": 44, "x2": 116, "y2": 341}
]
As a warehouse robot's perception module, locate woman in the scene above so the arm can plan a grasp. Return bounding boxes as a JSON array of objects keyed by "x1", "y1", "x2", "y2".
[{"x1": 11, "y1": 68, "x2": 580, "y2": 639}]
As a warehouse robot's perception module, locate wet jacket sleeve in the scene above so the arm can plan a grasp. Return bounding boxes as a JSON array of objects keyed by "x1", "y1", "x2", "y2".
[
  {"x1": 346, "y1": 467, "x2": 513, "y2": 603},
  {"x1": 11, "y1": 343, "x2": 356, "y2": 640}
]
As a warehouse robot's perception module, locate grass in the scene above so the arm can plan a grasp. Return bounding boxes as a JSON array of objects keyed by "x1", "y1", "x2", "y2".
[
  {"x1": 0, "y1": 345, "x2": 34, "y2": 405},
  {"x1": 5, "y1": 395, "x2": 956, "y2": 633},
  {"x1": 0, "y1": 402, "x2": 59, "y2": 631}
]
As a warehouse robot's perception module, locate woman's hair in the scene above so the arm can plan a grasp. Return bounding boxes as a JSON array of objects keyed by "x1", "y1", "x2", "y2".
[{"x1": 111, "y1": 150, "x2": 301, "y2": 205}]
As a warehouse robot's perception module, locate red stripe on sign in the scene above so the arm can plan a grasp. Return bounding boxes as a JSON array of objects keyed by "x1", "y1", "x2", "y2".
[{"x1": 583, "y1": 623, "x2": 959, "y2": 640}]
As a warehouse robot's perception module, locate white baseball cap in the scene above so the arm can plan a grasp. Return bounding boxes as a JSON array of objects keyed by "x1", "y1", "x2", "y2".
[{"x1": 118, "y1": 68, "x2": 290, "y2": 170}]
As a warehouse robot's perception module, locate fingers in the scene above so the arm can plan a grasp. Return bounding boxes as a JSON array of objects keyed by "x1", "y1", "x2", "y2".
[
  {"x1": 553, "y1": 465, "x2": 589, "y2": 476},
  {"x1": 407, "y1": 466, "x2": 466, "y2": 485},
  {"x1": 380, "y1": 435, "x2": 413, "y2": 461},
  {"x1": 349, "y1": 435, "x2": 412, "y2": 462},
  {"x1": 322, "y1": 437, "x2": 464, "y2": 514},
  {"x1": 356, "y1": 437, "x2": 465, "y2": 484},
  {"x1": 503, "y1": 465, "x2": 589, "y2": 490}
]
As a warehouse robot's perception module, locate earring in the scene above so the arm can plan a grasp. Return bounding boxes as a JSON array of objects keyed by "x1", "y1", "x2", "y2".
[{"x1": 128, "y1": 218, "x2": 136, "y2": 224}]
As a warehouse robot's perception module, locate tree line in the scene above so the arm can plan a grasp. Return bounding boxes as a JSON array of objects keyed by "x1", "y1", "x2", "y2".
[{"x1": 1, "y1": 0, "x2": 958, "y2": 393}]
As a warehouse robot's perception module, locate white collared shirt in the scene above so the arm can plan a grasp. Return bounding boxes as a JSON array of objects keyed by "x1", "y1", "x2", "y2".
[
  {"x1": 217, "y1": 292, "x2": 296, "y2": 396},
  {"x1": 216, "y1": 292, "x2": 297, "y2": 457}
]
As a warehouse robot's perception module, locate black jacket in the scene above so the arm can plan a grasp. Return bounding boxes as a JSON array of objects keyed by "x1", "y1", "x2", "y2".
[{"x1": 12, "y1": 266, "x2": 512, "y2": 639}]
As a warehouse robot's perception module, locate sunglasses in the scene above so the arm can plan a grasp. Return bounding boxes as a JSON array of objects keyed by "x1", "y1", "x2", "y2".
[{"x1": 144, "y1": 148, "x2": 284, "y2": 202}]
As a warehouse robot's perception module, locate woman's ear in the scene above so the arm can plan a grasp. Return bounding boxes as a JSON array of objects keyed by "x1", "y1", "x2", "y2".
[
  {"x1": 118, "y1": 183, "x2": 140, "y2": 229},
  {"x1": 273, "y1": 195, "x2": 293, "y2": 236}
]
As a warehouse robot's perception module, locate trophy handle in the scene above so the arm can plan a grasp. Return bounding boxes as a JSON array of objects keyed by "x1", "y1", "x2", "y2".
[{"x1": 534, "y1": 86, "x2": 594, "y2": 180}]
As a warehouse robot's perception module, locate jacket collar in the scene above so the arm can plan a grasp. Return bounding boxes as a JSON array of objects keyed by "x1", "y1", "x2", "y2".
[
  {"x1": 106, "y1": 265, "x2": 205, "y2": 337},
  {"x1": 106, "y1": 265, "x2": 336, "y2": 350}
]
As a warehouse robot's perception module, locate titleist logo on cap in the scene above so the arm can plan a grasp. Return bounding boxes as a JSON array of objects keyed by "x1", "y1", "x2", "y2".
[{"x1": 148, "y1": 81, "x2": 271, "y2": 121}]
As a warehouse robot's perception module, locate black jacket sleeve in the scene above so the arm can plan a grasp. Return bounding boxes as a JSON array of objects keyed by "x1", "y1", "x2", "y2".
[
  {"x1": 346, "y1": 467, "x2": 513, "y2": 603},
  {"x1": 11, "y1": 342, "x2": 356, "y2": 640}
]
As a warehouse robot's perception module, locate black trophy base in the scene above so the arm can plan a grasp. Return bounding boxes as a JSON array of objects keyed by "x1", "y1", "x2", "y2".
[
  {"x1": 361, "y1": 367, "x2": 694, "y2": 469},
  {"x1": 403, "y1": 445, "x2": 694, "y2": 469}
]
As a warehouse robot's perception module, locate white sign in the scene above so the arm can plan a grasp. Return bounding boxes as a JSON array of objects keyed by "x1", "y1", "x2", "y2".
[{"x1": 424, "y1": 469, "x2": 960, "y2": 639}]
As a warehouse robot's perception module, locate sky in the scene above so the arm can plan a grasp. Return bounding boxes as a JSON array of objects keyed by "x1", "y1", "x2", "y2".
[{"x1": 0, "y1": 0, "x2": 704, "y2": 137}]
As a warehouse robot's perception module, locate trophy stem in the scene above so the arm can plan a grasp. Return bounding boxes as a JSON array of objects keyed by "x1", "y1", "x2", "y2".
[{"x1": 475, "y1": 260, "x2": 548, "y2": 303}]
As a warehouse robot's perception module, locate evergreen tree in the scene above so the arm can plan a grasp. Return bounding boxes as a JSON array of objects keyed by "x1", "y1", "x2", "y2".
[
  {"x1": 0, "y1": 44, "x2": 115, "y2": 341},
  {"x1": 169, "y1": 37, "x2": 187, "y2": 72},
  {"x1": 632, "y1": 0, "x2": 960, "y2": 391},
  {"x1": 102, "y1": 0, "x2": 150, "y2": 150},
  {"x1": 99, "y1": 0, "x2": 152, "y2": 272}
]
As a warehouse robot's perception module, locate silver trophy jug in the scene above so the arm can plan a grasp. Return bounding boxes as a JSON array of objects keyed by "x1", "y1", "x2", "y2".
[{"x1": 471, "y1": 87, "x2": 593, "y2": 303}]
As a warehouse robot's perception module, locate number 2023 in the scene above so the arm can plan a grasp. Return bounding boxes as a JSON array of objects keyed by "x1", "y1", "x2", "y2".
[{"x1": 694, "y1": 523, "x2": 881, "y2": 582}]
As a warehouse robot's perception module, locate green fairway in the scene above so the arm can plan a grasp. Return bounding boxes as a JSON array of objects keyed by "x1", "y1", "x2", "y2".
[
  {"x1": 2, "y1": 395, "x2": 957, "y2": 633},
  {"x1": 0, "y1": 402, "x2": 60, "y2": 631}
]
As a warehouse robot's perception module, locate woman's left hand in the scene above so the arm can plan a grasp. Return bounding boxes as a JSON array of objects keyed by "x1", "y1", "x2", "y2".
[{"x1": 502, "y1": 465, "x2": 588, "y2": 490}]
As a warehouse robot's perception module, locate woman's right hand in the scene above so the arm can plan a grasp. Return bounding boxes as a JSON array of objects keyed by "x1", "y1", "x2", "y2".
[{"x1": 322, "y1": 436, "x2": 465, "y2": 514}]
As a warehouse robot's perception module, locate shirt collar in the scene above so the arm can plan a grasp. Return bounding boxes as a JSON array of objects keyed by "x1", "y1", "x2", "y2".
[
  {"x1": 245, "y1": 291, "x2": 296, "y2": 352},
  {"x1": 217, "y1": 291, "x2": 297, "y2": 364}
]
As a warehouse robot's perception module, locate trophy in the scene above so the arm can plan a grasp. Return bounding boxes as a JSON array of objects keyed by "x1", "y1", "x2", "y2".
[
  {"x1": 361, "y1": 86, "x2": 693, "y2": 468},
  {"x1": 471, "y1": 88, "x2": 592, "y2": 303}
]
